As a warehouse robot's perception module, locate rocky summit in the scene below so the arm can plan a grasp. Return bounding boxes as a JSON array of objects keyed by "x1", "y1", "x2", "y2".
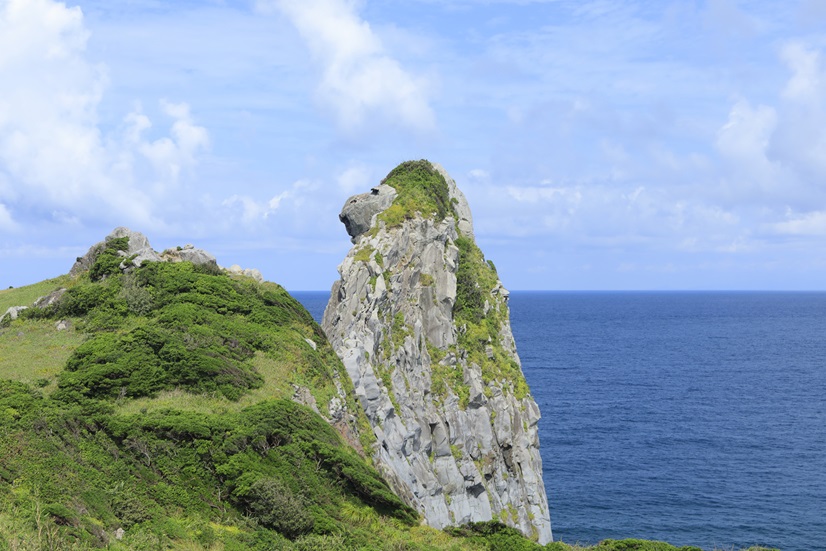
[{"x1": 322, "y1": 160, "x2": 553, "y2": 543}]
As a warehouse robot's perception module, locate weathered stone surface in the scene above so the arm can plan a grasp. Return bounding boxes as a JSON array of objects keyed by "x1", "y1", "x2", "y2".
[
  {"x1": 0, "y1": 306, "x2": 27, "y2": 324},
  {"x1": 160, "y1": 244, "x2": 217, "y2": 268},
  {"x1": 224, "y1": 264, "x2": 264, "y2": 283},
  {"x1": 34, "y1": 288, "x2": 67, "y2": 309},
  {"x1": 323, "y1": 162, "x2": 552, "y2": 543},
  {"x1": 339, "y1": 185, "x2": 397, "y2": 241}
]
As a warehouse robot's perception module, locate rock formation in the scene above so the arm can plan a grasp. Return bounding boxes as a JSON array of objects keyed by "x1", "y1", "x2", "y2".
[
  {"x1": 70, "y1": 227, "x2": 220, "y2": 276},
  {"x1": 322, "y1": 160, "x2": 552, "y2": 543}
]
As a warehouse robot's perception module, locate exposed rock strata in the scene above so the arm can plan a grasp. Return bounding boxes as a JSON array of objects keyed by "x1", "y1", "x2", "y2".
[{"x1": 323, "y1": 161, "x2": 552, "y2": 543}]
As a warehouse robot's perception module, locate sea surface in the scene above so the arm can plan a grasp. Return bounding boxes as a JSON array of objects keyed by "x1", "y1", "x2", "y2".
[{"x1": 293, "y1": 291, "x2": 826, "y2": 551}]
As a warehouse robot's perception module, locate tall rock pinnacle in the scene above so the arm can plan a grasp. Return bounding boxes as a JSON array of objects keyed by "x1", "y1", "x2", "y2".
[{"x1": 322, "y1": 160, "x2": 552, "y2": 543}]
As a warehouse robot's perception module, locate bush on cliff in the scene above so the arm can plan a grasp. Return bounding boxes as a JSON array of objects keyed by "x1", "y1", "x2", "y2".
[{"x1": 379, "y1": 159, "x2": 455, "y2": 226}]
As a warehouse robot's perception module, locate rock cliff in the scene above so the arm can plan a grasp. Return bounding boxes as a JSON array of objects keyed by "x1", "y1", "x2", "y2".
[{"x1": 322, "y1": 160, "x2": 552, "y2": 543}]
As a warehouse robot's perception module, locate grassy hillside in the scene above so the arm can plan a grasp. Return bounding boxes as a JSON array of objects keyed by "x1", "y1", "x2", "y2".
[
  {"x1": 0, "y1": 240, "x2": 778, "y2": 550},
  {"x1": 0, "y1": 250, "x2": 425, "y2": 549}
]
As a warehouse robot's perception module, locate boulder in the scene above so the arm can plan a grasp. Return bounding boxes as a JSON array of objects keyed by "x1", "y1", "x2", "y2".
[
  {"x1": 339, "y1": 185, "x2": 397, "y2": 242},
  {"x1": 160, "y1": 244, "x2": 217, "y2": 268},
  {"x1": 0, "y1": 306, "x2": 28, "y2": 325}
]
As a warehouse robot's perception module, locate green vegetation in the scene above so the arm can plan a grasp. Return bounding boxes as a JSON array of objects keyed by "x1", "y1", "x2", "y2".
[
  {"x1": 445, "y1": 523, "x2": 776, "y2": 551},
  {"x1": 89, "y1": 237, "x2": 130, "y2": 281},
  {"x1": 0, "y1": 275, "x2": 72, "y2": 314},
  {"x1": 1, "y1": 259, "x2": 428, "y2": 549},
  {"x1": 377, "y1": 160, "x2": 455, "y2": 228},
  {"x1": 0, "y1": 248, "x2": 779, "y2": 550},
  {"x1": 0, "y1": 379, "x2": 419, "y2": 549},
  {"x1": 452, "y1": 236, "x2": 530, "y2": 400},
  {"x1": 0, "y1": 318, "x2": 83, "y2": 393},
  {"x1": 18, "y1": 261, "x2": 348, "y2": 406},
  {"x1": 354, "y1": 245, "x2": 375, "y2": 263}
]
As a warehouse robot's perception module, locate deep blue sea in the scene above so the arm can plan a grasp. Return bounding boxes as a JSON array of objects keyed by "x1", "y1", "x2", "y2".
[{"x1": 293, "y1": 291, "x2": 826, "y2": 551}]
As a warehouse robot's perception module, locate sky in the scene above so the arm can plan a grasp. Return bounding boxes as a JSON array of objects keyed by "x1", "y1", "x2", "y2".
[{"x1": 2, "y1": 0, "x2": 826, "y2": 291}]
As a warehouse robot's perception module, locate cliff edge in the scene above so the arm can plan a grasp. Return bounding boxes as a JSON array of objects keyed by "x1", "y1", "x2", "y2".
[{"x1": 322, "y1": 160, "x2": 552, "y2": 543}]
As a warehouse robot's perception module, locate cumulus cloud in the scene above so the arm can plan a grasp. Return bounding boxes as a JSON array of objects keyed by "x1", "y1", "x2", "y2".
[
  {"x1": 711, "y1": 41, "x2": 826, "y2": 213},
  {"x1": 0, "y1": 0, "x2": 208, "y2": 231},
  {"x1": 130, "y1": 101, "x2": 210, "y2": 191},
  {"x1": 770, "y1": 42, "x2": 826, "y2": 183},
  {"x1": 221, "y1": 180, "x2": 315, "y2": 226},
  {"x1": 258, "y1": 0, "x2": 435, "y2": 133}
]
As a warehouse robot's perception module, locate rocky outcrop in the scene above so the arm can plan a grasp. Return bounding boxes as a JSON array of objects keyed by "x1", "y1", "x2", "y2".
[
  {"x1": 224, "y1": 264, "x2": 264, "y2": 283},
  {"x1": 70, "y1": 227, "x2": 160, "y2": 275},
  {"x1": 340, "y1": 185, "x2": 398, "y2": 242},
  {"x1": 160, "y1": 244, "x2": 217, "y2": 268},
  {"x1": 322, "y1": 161, "x2": 552, "y2": 543},
  {"x1": 0, "y1": 306, "x2": 28, "y2": 325},
  {"x1": 70, "y1": 228, "x2": 225, "y2": 277}
]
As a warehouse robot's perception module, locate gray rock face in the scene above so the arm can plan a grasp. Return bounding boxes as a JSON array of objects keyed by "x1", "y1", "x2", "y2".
[
  {"x1": 34, "y1": 289, "x2": 67, "y2": 309},
  {"x1": 323, "y1": 162, "x2": 552, "y2": 543},
  {"x1": 339, "y1": 185, "x2": 398, "y2": 242},
  {"x1": 160, "y1": 244, "x2": 217, "y2": 268}
]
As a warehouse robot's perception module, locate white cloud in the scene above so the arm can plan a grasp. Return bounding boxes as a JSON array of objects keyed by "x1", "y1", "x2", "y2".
[
  {"x1": 258, "y1": 0, "x2": 435, "y2": 133},
  {"x1": 715, "y1": 99, "x2": 781, "y2": 202},
  {"x1": 769, "y1": 41, "x2": 826, "y2": 183},
  {"x1": 221, "y1": 179, "x2": 315, "y2": 226},
  {"x1": 133, "y1": 101, "x2": 210, "y2": 189},
  {"x1": 467, "y1": 169, "x2": 490, "y2": 184},
  {"x1": 337, "y1": 164, "x2": 372, "y2": 193},
  {"x1": 711, "y1": 42, "x2": 826, "y2": 209},
  {"x1": 0, "y1": 0, "x2": 209, "y2": 231},
  {"x1": 771, "y1": 209, "x2": 826, "y2": 236},
  {"x1": 780, "y1": 41, "x2": 823, "y2": 103},
  {"x1": 716, "y1": 100, "x2": 777, "y2": 160}
]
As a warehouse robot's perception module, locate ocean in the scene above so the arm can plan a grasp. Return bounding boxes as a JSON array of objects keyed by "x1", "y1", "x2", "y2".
[{"x1": 293, "y1": 291, "x2": 826, "y2": 551}]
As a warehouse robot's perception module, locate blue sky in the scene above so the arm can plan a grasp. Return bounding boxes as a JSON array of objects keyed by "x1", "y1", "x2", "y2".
[{"x1": 2, "y1": 0, "x2": 826, "y2": 290}]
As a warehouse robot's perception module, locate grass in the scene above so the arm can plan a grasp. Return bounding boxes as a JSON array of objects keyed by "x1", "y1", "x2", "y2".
[
  {"x1": 0, "y1": 247, "x2": 784, "y2": 551},
  {"x1": 377, "y1": 160, "x2": 456, "y2": 228},
  {"x1": 0, "y1": 275, "x2": 71, "y2": 313},
  {"x1": 117, "y1": 351, "x2": 302, "y2": 416},
  {"x1": 0, "y1": 317, "x2": 84, "y2": 392}
]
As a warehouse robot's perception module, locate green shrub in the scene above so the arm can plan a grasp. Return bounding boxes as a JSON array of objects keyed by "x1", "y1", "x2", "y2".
[
  {"x1": 89, "y1": 237, "x2": 129, "y2": 281},
  {"x1": 239, "y1": 476, "x2": 314, "y2": 537},
  {"x1": 453, "y1": 236, "x2": 486, "y2": 323},
  {"x1": 378, "y1": 160, "x2": 455, "y2": 226},
  {"x1": 446, "y1": 521, "x2": 542, "y2": 550},
  {"x1": 119, "y1": 273, "x2": 154, "y2": 315},
  {"x1": 592, "y1": 540, "x2": 704, "y2": 551}
]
